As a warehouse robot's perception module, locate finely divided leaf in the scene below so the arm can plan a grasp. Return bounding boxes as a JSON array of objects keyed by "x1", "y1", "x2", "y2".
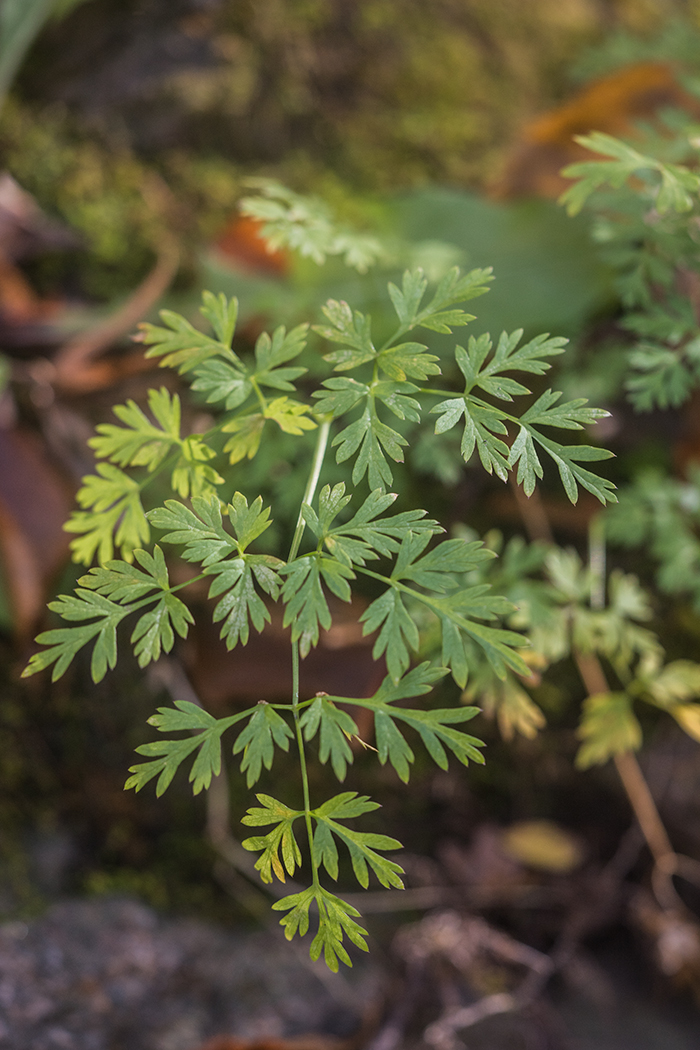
[
  {"x1": 65, "y1": 463, "x2": 149, "y2": 565},
  {"x1": 241, "y1": 793, "x2": 303, "y2": 883},
  {"x1": 79, "y1": 544, "x2": 171, "y2": 601},
  {"x1": 305, "y1": 483, "x2": 442, "y2": 568},
  {"x1": 78, "y1": 545, "x2": 194, "y2": 669},
  {"x1": 125, "y1": 701, "x2": 249, "y2": 796},
  {"x1": 240, "y1": 179, "x2": 383, "y2": 272},
  {"x1": 430, "y1": 330, "x2": 615, "y2": 504},
  {"x1": 191, "y1": 359, "x2": 252, "y2": 410},
  {"x1": 516, "y1": 430, "x2": 616, "y2": 505},
  {"x1": 264, "y1": 396, "x2": 317, "y2": 435},
  {"x1": 254, "y1": 324, "x2": 309, "y2": 389},
  {"x1": 272, "y1": 886, "x2": 369, "y2": 971},
  {"x1": 378, "y1": 342, "x2": 440, "y2": 382},
  {"x1": 138, "y1": 293, "x2": 241, "y2": 374},
  {"x1": 130, "y1": 592, "x2": 193, "y2": 667},
  {"x1": 233, "y1": 704, "x2": 294, "y2": 786},
  {"x1": 228, "y1": 492, "x2": 275, "y2": 549},
  {"x1": 413, "y1": 266, "x2": 493, "y2": 333},
  {"x1": 149, "y1": 495, "x2": 236, "y2": 565},
  {"x1": 324, "y1": 666, "x2": 485, "y2": 780},
  {"x1": 312, "y1": 377, "x2": 369, "y2": 418},
  {"x1": 222, "y1": 412, "x2": 266, "y2": 463},
  {"x1": 373, "y1": 381, "x2": 422, "y2": 422},
  {"x1": 333, "y1": 404, "x2": 407, "y2": 490},
  {"x1": 301, "y1": 697, "x2": 358, "y2": 780},
  {"x1": 281, "y1": 554, "x2": 355, "y2": 657},
  {"x1": 576, "y1": 691, "x2": 642, "y2": 768},
  {"x1": 90, "y1": 387, "x2": 181, "y2": 470},
  {"x1": 206, "y1": 554, "x2": 281, "y2": 649},
  {"x1": 560, "y1": 132, "x2": 700, "y2": 216},
  {"x1": 360, "y1": 533, "x2": 528, "y2": 686},
  {"x1": 150, "y1": 492, "x2": 273, "y2": 560},
  {"x1": 315, "y1": 300, "x2": 376, "y2": 370},
  {"x1": 388, "y1": 269, "x2": 429, "y2": 326},
  {"x1": 361, "y1": 586, "x2": 419, "y2": 683},
  {"x1": 312, "y1": 791, "x2": 404, "y2": 889},
  {"x1": 200, "y1": 290, "x2": 238, "y2": 347},
  {"x1": 150, "y1": 493, "x2": 281, "y2": 651},
  {"x1": 24, "y1": 544, "x2": 194, "y2": 681},
  {"x1": 23, "y1": 589, "x2": 129, "y2": 683}
]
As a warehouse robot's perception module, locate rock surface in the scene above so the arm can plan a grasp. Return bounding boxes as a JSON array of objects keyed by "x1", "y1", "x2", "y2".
[{"x1": 0, "y1": 897, "x2": 372, "y2": 1050}]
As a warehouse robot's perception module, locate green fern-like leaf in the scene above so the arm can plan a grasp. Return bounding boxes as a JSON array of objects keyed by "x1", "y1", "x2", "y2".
[
  {"x1": 240, "y1": 179, "x2": 383, "y2": 272},
  {"x1": 233, "y1": 703, "x2": 294, "y2": 787},
  {"x1": 312, "y1": 791, "x2": 404, "y2": 889},
  {"x1": 360, "y1": 533, "x2": 528, "y2": 686},
  {"x1": 65, "y1": 464, "x2": 149, "y2": 565},
  {"x1": 125, "y1": 700, "x2": 250, "y2": 795},
  {"x1": 324, "y1": 665, "x2": 485, "y2": 782},
  {"x1": 300, "y1": 696, "x2": 358, "y2": 781},
  {"x1": 139, "y1": 291, "x2": 242, "y2": 374},
  {"x1": 560, "y1": 132, "x2": 700, "y2": 216},
  {"x1": 576, "y1": 692, "x2": 642, "y2": 768},
  {"x1": 241, "y1": 793, "x2": 304, "y2": 882},
  {"x1": 272, "y1": 886, "x2": 369, "y2": 971},
  {"x1": 280, "y1": 553, "x2": 355, "y2": 657},
  {"x1": 431, "y1": 331, "x2": 616, "y2": 504}
]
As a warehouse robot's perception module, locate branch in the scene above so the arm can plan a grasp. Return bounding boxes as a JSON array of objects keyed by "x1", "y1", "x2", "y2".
[{"x1": 54, "y1": 237, "x2": 180, "y2": 392}]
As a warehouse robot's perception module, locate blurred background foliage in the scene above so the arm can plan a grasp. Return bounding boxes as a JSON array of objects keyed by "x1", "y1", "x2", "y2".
[{"x1": 1, "y1": 0, "x2": 697, "y2": 300}]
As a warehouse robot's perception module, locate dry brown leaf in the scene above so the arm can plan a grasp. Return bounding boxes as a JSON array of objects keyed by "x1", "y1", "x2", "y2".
[
  {"x1": 493, "y1": 62, "x2": 700, "y2": 200},
  {"x1": 0, "y1": 427, "x2": 72, "y2": 636}
]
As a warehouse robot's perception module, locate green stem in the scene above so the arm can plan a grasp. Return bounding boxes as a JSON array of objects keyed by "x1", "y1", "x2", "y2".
[
  {"x1": 377, "y1": 323, "x2": 409, "y2": 355},
  {"x1": 288, "y1": 418, "x2": 331, "y2": 563},
  {"x1": 291, "y1": 640, "x2": 320, "y2": 889},
  {"x1": 250, "y1": 376, "x2": 268, "y2": 413},
  {"x1": 286, "y1": 417, "x2": 332, "y2": 892},
  {"x1": 419, "y1": 387, "x2": 465, "y2": 399},
  {"x1": 127, "y1": 448, "x2": 183, "y2": 497}
]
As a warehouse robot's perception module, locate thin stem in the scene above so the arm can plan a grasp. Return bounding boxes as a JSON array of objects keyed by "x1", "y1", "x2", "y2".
[
  {"x1": 250, "y1": 376, "x2": 268, "y2": 412},
  {"x1": 286, "y1": 417, "x2": 332, "y2": 893},
  {"x1": 573, "y1": 648, "x2": 681, "y2": 911},
  {"x1": 292, "y1": 639, "x2": 320, "y2": 889},
  {"x1": 288, "y1": 418, "x2": 331, "y2": 563},
  {"x1": 612, "y1": 750, "x2": 675, "y2": 868},
  {"x1": 377, "y1": 323, "x2": 410, "y2": 354},
  {"x1": 588, "y1": 515, "x2": 606, "y2": 612},
  {"x1": 419, "y1": 387, "x2": 465, "y2": 399}
]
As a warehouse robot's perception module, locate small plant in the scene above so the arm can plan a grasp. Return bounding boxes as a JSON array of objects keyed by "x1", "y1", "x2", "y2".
[
  {"x1": 453, "y1": 530, "x2": 700, "y2": 761},
  {"x1": 23, "y1": 259, "x2": 617, "y2": 969},
  {"x1": 557, "y1": 123, "x2": 700, "y2": 613},
  {"x1": 560, "y1": 125, "x2": 700, "y2": 413}
]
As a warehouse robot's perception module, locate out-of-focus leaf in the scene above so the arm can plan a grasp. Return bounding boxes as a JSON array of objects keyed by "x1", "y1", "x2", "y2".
[
  {"x1": 576, "y1": 691, "x2": 642, "y2": 768},
  {"x1": 387, "y1": 189, "x2": 612, "y2": 339},
  {"x1": 501, "y1": 820, "x2": 583, "y2": 873}
]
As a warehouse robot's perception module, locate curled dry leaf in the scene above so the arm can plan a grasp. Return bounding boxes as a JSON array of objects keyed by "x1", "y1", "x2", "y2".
[
  {"x1": 493, "y1": 62, "x2": 700, "y2": 201},
  {"x1": 0, "y1": 427, "x2": 72, "y2": 636}
]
